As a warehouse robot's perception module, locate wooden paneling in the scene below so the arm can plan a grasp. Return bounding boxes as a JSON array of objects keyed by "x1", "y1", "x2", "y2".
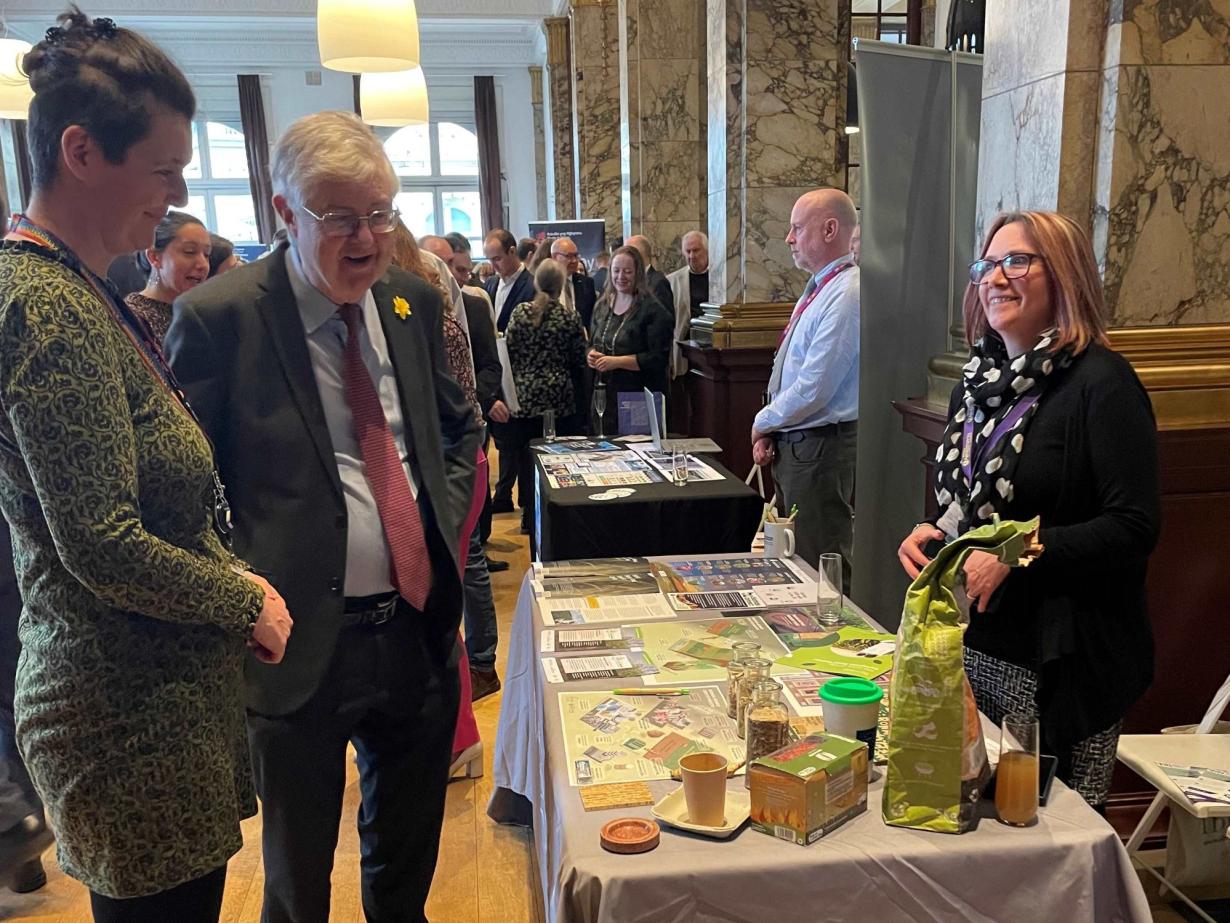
[{"x1": 681, "y1": 342, "x2": 775, "y2": 478}]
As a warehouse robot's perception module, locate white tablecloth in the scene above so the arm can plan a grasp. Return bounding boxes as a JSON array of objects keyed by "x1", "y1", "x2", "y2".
[{"x1": 489, "y1": 557, "x2": 1152, "y2": 923}]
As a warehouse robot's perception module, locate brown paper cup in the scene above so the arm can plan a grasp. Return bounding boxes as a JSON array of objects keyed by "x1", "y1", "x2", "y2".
[{"x1": 679, "y1": 752, "x2": 728, "y2": 827}]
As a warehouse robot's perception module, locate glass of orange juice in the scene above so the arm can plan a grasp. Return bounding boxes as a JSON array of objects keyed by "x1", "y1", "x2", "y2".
[{"x1": 995, "y1": 713, "x2": 1039, "y2": 826}]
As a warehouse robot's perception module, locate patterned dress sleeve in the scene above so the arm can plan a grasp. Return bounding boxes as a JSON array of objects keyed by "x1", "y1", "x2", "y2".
[{"x1": 0, "y1": 270, "x2": 262, "y2": 634}]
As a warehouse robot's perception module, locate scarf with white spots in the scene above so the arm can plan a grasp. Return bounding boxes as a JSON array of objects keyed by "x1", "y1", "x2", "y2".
[{"x1": 933, "y1": 328, "x2": 1073, "y2": 536}]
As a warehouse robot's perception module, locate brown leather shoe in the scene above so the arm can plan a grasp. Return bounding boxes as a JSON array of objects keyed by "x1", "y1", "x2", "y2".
[
  {"x1": 470, "y1": 667, "x2": 502, "y2": 701},
  {"x1": 9, "y1": 858, "x2": 46, "y2": 893}
]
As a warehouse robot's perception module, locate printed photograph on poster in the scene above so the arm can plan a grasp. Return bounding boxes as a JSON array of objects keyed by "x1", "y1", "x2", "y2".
[{"x1": 773, "y1": 627, "x2": 896, "y2": 680}]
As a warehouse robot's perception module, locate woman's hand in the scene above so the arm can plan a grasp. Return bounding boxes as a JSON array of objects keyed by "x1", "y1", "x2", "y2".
[
  {"x1": 591, "y1": 354, "x2": 627, "y2": 373},
  {"x1": 962, "y1": 550, "x2": 1011, "y2": 613},
  {"x1": 245, "y1": 572, "x2": 293, "y2": 664},
  {"x1": 586, "y1": 349, "x2": 604, "y2": 369},
  {"x1": 897, "y1": 523, "x2": 943, "y2": 580}
]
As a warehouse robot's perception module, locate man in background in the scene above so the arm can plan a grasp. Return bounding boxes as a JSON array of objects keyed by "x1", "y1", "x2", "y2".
[
  {"x1": 550, "y1": 236, "x2": 597, "y2": 330},
  {"x1": 483, "y1": 229, "x2": 536, "y2": 516},
  {"x1": 627, "y1": 234, "x2": 674, "y2": 313},
  {"x1": 752, "y1": 188, "x2": 860, "y2": 588},
  {"x1": 517, "y1": 237, "x2": 538, "y2": 267},
  {"x1": 665, "y1": 230, "x2": 710, "y2": 434}
]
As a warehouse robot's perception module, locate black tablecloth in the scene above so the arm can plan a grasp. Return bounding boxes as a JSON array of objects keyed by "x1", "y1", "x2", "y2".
[{"x1": 531, "y1": 447, "x2": 763, "y2": 561}]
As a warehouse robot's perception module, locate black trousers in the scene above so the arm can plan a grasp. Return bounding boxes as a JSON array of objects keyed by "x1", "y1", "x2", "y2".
[
  {"x1": 89, "y1": 865, "x2": 226, "y2": 923},
  {"x1": 490, "y1": 426, "x2": 522, "y2": 507},
  {"x1": 247, "y1": 604, "x2": 460, "y2": 923},
  {"x1": 771, "y1": 425, "x2": 857, "y2": 588}
]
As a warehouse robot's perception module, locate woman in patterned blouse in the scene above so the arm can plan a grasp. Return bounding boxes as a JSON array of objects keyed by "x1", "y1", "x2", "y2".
[
  {"x1": 505, "y1": 259, "x2": 588, "y2": 529},
  {"x1": 0, "y1": 13, "x2": 291, "y2": 919},
  {"x1": 123, "y1": 211, "x2": 212, "y2": 344}
]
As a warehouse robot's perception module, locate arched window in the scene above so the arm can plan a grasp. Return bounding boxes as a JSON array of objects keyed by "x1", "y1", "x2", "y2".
[
  {"x1": 381, "y1": 120, "x2": 482, "y2": 250},
  {"x1": 175, "y1": 121, "x2": 260, "y2": 246}
]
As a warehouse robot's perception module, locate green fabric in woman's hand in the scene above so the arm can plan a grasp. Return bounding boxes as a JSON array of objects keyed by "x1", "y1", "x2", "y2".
[{"x1": 882, "y1": 516, "x2": 1041, "y2": 835}]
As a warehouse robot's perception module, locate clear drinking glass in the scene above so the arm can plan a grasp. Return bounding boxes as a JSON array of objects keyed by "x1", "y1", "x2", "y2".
[
  {"x1": 817, "y1": 552, "x2": 844, "y2": 627},
  {"x1": 593, "y1": 384, "x2": 607, "y2": 439},
  {"x1": 996, "y1": 713, "x2": 1040, "y2": 826},
  {"x1": 672, "y1": 448, "x2": 688, "y2": 486},
  {"x1": 543, "y1": 409, "x2": 556, "y2": 443}
]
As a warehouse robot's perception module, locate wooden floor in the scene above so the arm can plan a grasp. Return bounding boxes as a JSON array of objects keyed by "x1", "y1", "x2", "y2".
[
  {"x1": 0, "y1": 501, "x2": 1215, "y2": 922},
  {"x1": 0, "y1": 508, "x2": 542, "y2": 923}
]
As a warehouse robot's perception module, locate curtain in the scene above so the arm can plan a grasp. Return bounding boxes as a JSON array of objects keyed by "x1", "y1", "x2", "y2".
[
  {"x1": 11, "y1": 121, "x2": 32, "y2": 211},
  {"x1": 474, "y1": 76, "x2": 504, "y2": 232},
  {"x1": 237, "y1": 75, "x2": 276, "y2": 243}
]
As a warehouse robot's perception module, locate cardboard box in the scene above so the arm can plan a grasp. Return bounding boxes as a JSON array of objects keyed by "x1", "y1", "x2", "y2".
[{"x1": 748, "y1": 734, "x2": 868, "y2": 845}]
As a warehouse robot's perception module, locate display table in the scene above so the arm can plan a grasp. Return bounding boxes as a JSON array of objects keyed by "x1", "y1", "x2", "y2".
[
  {"x1": 489, "y1": 554, "x2": 1152, "y2": 923},
  {"x1": 531, "y1": 449, "x2": 762, "y2": 562}
]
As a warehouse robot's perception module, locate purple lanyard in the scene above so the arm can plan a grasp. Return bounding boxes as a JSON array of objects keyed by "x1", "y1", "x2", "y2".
[{"x1": 961, "y1": 392, "x2": 1039, "y2": 486}]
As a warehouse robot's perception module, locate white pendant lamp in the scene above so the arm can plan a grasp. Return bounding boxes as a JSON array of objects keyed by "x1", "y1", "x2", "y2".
[
  {"x1": 360, "y1": 68, "x2": 428, "y2": 127},
  {"x1": 0, "y1": 38, "x2": 33, "y2": 120},
  {"x1": 317, "y1": 0, "x2": 420, "y2": 73}
]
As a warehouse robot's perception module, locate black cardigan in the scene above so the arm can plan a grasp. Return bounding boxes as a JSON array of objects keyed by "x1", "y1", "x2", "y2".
[{"x1": 943, "y1": 342, "x2": 1160, "y2": 748}]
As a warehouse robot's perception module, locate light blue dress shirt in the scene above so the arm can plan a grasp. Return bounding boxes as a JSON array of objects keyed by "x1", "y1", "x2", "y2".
[
  {"x1": 287, "y1": 247, "x2": 418, "y2": 597},
  {"x1": 754, "y1": 257, "x2": 860, "y2": 434}
]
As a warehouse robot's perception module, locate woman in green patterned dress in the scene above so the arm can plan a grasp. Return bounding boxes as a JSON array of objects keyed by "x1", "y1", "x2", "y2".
[{"x1": 0, "y1": 12, "x2": 292, "y2": 920}]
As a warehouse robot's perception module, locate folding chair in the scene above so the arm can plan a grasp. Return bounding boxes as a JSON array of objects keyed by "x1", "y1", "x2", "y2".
[{"x1": 1116, "y1": 671, "x2": 1230, "y2": 923}]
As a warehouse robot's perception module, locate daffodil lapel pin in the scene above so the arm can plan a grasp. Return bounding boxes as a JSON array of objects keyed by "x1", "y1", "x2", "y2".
[{"x1": 392, "y1": 295, "x2": 412, "y2": 320}]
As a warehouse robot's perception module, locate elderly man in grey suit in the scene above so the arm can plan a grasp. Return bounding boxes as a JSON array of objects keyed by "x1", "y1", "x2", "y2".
[{"x1": 166, "y1": 111, "x2": 480, "y2": 923}]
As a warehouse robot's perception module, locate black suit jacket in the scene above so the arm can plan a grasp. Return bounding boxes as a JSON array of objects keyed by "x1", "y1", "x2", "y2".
[
  {"x1": 165, "y1": 248, "x2": 480, "y2": 717},
  {"x1": 571, "y1": 273, "x2": 597, "y2": 330},
  {"x1": 462, "y1": 291, "x2": 501, "y2": 415},
  {"x1": 648, "y1": 267, "x2": 673, "y2": 317},
  {"x1": 485, "y1": 268, "x2": 536, "y2": 332}
]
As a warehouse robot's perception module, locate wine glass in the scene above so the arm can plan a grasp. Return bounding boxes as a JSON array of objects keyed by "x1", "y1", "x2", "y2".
[{"x1": 593, "y1": 384, "x2": 607, "y2": 439}]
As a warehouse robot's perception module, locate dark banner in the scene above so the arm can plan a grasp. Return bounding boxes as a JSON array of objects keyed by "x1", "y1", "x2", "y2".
[
  {"x1": 528, "y1": 219, "x2": 607, "y2": 264},
  {"x1": 850, "y1": 41, "x2": 983, "y2": 628}
]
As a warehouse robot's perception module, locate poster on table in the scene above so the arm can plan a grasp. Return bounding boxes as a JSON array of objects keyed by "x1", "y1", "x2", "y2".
[
  {"x1": 528, "y1": 219, "x2": 607, "y2": 264},
  {"x1": 558, "y1": 687, "x2": 744, "y2": 786}
]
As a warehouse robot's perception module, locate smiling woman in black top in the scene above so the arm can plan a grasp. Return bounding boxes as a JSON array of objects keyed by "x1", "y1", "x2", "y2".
[
  {"x1": 587, "y1": 245, "x2": 673, "y2": 434},
  {"x1": 897, "y1": 210, "x2": 1159, "y2": 809}
]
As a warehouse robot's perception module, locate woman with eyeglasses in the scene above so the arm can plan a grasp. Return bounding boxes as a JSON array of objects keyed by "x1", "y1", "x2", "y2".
[{"x1": 896, "y1": 210, "x2": 1159, "y2": 810}]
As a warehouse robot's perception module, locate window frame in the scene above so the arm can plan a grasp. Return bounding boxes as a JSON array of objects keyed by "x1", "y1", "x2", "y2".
[
  {"x1": 181, "y1": 120, "x2": 261, "y2": 246},
  {"x1": 379, "y1": 119, "x2": 482, "y2": 250}
]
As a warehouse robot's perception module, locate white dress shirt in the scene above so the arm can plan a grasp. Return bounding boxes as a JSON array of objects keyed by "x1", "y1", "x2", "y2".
[
  {"x1": 287, "y1": 246, "x2": 418, "y2": 597},
  {"x1": 494, "y1": 265, "x2": 523, "y2": 319}
]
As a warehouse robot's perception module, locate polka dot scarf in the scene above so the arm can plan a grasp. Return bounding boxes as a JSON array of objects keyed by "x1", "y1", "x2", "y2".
[{"x1": 933, "y1": 329, "x2": 1073, "y2": 536}]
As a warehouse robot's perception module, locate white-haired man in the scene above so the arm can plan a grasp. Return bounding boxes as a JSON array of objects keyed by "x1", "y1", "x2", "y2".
[
  {"x1": 665, "y1": 231, "x2": 709, "y2": 432},
  {"x1": 752, "y1": 188, "x2": 859, "y2": 589},
  {"x1": 166, "y1": 111, "x2": 480, "y2": 923}
]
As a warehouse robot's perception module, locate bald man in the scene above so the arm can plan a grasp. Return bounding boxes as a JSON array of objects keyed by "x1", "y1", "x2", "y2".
[
  {"x1": 550, "y1": 237, "x2": 597, "y2": 330},
  {"x1": 626, "y1": 234, "x2": 674, "y2": 316},
  {"x1": 752, "y1": 188, "x2": 860, "y2": 587}
]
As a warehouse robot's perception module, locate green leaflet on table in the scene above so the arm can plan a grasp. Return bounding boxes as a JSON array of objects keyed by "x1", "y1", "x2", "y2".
[{"x1": 882, "y1": 516, "x2": 1042, "y2": 835}]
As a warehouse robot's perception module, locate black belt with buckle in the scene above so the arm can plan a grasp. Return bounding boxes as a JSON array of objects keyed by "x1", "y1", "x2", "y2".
[
  {"x1": 775, "y1": 421, "x2": 858, "y2": 443},
  {"x1": 341, "y1": 592, "x2": 401, "y2": 627}
]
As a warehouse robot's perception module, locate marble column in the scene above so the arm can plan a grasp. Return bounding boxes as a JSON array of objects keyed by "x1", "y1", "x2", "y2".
[
  {"x1": 1095, "y1": 3, "x2": 1230, "y2": 325},
  {"x1": 544, "y1": 17, "x2": 576, "y2": 219},
  {"x1": 529, "y1": 65, "x2": 549, "y2": 220},
  {"x1": 571, "y1": 0, "x2": 624, "y2": 240},
  {"x1": 976, "y1": 0, "x2": 1230, "y2": 326},
  {"x1": 708, "y1": 0, "x2": 850, "y2": 304},
  {"x1": 618, "y1": 0, "x2": 707, "y2": 274}
]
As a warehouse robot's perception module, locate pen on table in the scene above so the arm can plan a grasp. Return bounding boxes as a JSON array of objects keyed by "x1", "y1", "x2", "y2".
[{"x1": 611, "y1": 688, "x2": 691, "y2": 696}]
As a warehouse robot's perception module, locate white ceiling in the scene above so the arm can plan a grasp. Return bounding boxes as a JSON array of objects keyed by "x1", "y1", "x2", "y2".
[{"x1": 1, "y1": 0, "x2": 565, "y2": 69}]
